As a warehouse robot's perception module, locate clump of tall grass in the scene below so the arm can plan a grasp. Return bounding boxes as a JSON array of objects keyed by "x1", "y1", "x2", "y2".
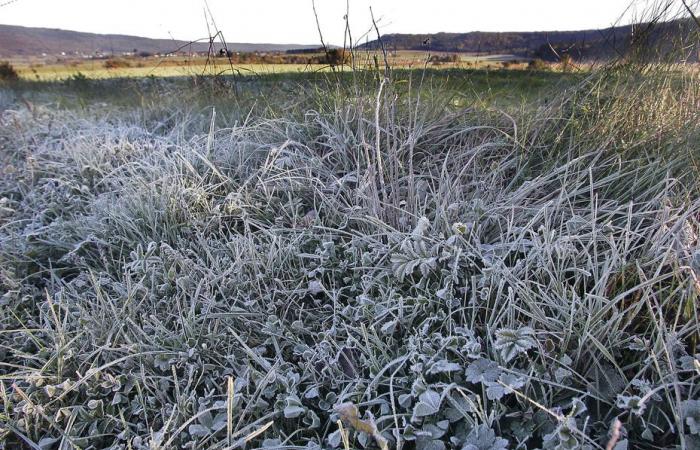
[{"x1": 1, "y1": 28, "x2": 699, "y2": 450}]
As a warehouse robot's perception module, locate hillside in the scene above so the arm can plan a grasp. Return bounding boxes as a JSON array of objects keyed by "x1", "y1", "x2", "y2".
[
  {"x1": 0, "y1": 24, "x2": 318, "y2": 57},
  {"x1": 361, "y1": 19, "x2": 698, "y2": 61}
]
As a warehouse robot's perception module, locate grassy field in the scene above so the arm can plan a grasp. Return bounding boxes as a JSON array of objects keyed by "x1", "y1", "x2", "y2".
[
  {"x1": 1, "y1": 63, "x2": 699, "y2": 450},
  {"x1": 15, "y1": 62, "x2": 329, "y2": 81},
  {"x1": 8, "y1": 52, "x2": 527, "y2": 81}
]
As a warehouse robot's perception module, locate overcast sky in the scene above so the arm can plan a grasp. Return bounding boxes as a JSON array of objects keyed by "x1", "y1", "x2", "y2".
[{"x1": 0, "y1": 0, "x2": 684, "y2": 45}]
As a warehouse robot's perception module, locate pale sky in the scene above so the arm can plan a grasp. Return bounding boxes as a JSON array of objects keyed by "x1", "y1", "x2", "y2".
[{"x1": 0, "y1": 0, "x2": 684, "y2": 45}]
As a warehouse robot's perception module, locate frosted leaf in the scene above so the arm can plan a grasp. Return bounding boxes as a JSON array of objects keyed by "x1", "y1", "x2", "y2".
[
  {"x1": 308, "y1": 280, "x2": 324, "y2": 295},
  {"x1": 616, "y1": 395, "x2": 646, "y2": 416},
  {"x1": 413, "y1": 390, "x2": 441, "y2": 419},
  {"x1": 417, "y1": 438, "x2": 446, "y2": 450},
  {"x1": 682, "y1": 400, "x2": 700, "y2": 435},
  {"x1": 485, "y1": 373, "x2": 525, "y2": 400},
  {"x1": 427, "y1": 360, "x2": 462, "y2": 375},
  {"x1": 413, "y1": 217, "x2": 431, "y2": 238},
  {"x1": 465, "y1": 358, "x2": 501, "y2": 384},
  {"x1": 327, "y1": 430, "x2": 342, "y2": 448},
  {"x1": 461, "y1": 425, "x2": 509, "y2": 450},
  {"x1": 493, "y1": 327, "x2": 537, "y2": 362}
]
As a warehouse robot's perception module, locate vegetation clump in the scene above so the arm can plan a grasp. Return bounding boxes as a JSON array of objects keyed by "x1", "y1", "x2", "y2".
[
  {"x1": 0, "y1": 61, "x2": 698, "y2": 449},
  {"x1": 103, "y1": 58, "x2": 132, "y2": 69},
  {"x1": 527, "y1": 58, "x2": 550, "y2": 71},
  {"x1": 0, "y1": 61, "x2": 18, "y2": 81},
  {"x1": 430, "y1": 54, "x2": 460, "y2": 65}
]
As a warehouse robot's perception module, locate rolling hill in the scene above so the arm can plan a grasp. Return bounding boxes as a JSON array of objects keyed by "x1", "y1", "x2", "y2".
[
  {"x1": 0, "y1": 24, "x2": 319, "y2": 57},
  {"x1": 2, "y1": 20, "x2": 697, "y2": 62},
  {"x1": 360, "y1": 19, "x2": 699, "y2": 61}
]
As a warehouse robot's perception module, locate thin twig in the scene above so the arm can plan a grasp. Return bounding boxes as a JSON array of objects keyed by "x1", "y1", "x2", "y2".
[
  {"x1": 370, "y1": 6, "x2": 390, "y2": 77},
  {"x1": 681, "y1": 0, "x2": 700, "y2": 29},
  {"x1": 311, "y1": 0, "x2": 333, "y2": 72}
]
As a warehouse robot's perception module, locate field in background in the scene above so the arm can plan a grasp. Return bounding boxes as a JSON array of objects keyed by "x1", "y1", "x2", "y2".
[
  {"x1": 4, "y1": 68, "x2": 576, "y2": 112},
  {"x1": 8, "y1": 51, "x2": 531, "y2": 81}
]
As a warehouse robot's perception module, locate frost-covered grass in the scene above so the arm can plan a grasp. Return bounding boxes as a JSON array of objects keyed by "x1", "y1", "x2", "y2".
[{"x1": 0, "y1": 65, "x2": 699, "y2": 450}]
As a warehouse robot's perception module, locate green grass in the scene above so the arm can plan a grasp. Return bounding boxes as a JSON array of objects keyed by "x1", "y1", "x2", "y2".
[
  {"x1": 0, "y1": 65, "x2": 699, "y2": 450},
  {"x1": 5, "y1": 68, "x2": 576, "y2": 114}
]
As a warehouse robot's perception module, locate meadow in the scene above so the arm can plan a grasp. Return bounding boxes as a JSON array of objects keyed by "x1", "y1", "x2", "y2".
[
  {"x1": 0, "y1": 59, "x2": 699, "y2": 450},
  {"x1": 8, "y1": 52, "x2": 525, "y2": 82}
]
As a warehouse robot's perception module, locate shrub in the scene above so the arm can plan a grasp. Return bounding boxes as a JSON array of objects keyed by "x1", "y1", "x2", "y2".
[
  {"x1": 0, "y1": 61, "x2": 18, "y2": 81},
  {"x1": 67, "y1": 71, "x2": 89, "y2": 85},
  {"x1": 528, "y1": 58, "x2": 550, "y2": 71},
  {"x1": 430, "y1": 54, "x2": 459, "y2": 64},
  {"x1": 319, "y1": 48, "x2": 351, "y2": 66},
  {"x1": 560, "y1": 54, "x2": 574, "y2": 72},
  {"x1": 103, "y1": 58, "x2": 132, "y2": 69}
]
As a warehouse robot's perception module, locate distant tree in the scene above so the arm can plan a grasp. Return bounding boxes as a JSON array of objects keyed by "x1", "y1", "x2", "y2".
[{"x1": 0, "y1": 61, "x2": 18, "y2": 81}]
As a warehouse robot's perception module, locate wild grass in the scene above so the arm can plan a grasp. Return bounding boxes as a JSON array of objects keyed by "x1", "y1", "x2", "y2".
[{"x1": 0, "y1": 60, "x2": 699, "y2": 450}]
